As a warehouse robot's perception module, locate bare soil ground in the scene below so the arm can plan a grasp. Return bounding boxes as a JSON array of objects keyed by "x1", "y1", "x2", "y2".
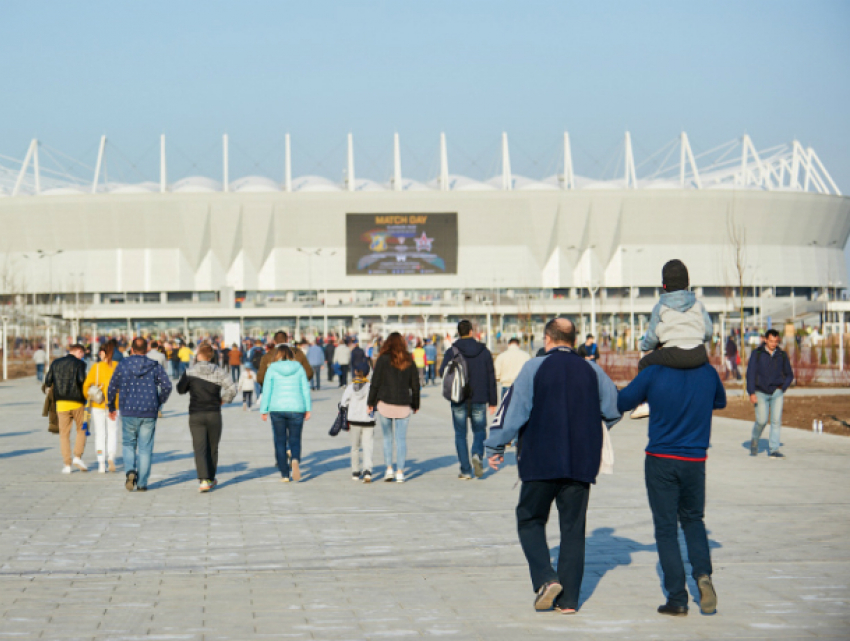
[{"x1": 716, "y1": 395, "x2": 850, "y2": 437}]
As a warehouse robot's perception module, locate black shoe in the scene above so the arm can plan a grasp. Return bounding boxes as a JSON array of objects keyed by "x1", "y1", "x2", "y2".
[
  {"x1": 533, "y1": 581, "x2": 563, "y2": 611},
  {"x1": 657, "y1": 603, "x2": 688, "y2": 616},
  {"x1": 362, "y1": 470, "x2": 372, "y2": 484},
  {"x1": 352, "y1": 471, "x2": 361, "y2": 481},
  {"x1": 136, "y1": 487, "x2": 147, "y2": 492},
  {"x1": 750, "y1": 439, "x2": 758, "y2": 456},
  {"x1": 768, "y1": 451, "x2": 785, "y2": 459},
  {"x1": 125, "y1": 471, "x2": 137, "y2": 492},
  {"x1": 696, "y1": 575, "x2": 717, "y2": 614}
]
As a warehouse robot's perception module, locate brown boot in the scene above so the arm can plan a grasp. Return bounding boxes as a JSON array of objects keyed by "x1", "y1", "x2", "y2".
[{"x1": 291, "y1": 459, "x2": 301, "y2": 482}]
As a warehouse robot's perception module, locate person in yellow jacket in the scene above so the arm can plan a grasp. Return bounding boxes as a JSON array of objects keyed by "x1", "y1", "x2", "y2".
[
  {"x1": 83, "y1": 339, "x2": 120, "y2": 473},
  {"x1": 177, "y1": 342, "x2": 194, "y2": 378},
  {"x1": 412, "y1": 339, "x2": 427, "y2": 388}
]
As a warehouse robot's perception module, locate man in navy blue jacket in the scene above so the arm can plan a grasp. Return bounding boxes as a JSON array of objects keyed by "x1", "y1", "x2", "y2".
[
  {"x1": 618, "y1": 358, "x2": 726, "y2": 616},
  {"x1": 746, "y1": 329, "x2": 794, "y2": 459},
  {"x1": 440, "y1": 320, "x2": 497, "y2": 479},
  {"x1": 108, "y1": 337, "x2": 172, "y2": 492},
  {"x1": 485, "y1": 318, "x2": 620, "y2": 614}
]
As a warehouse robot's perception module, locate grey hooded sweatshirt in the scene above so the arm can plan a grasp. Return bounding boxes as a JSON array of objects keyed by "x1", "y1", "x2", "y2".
[{"x1": 640, "y1": 290, "x2": 712, "y2": 351}]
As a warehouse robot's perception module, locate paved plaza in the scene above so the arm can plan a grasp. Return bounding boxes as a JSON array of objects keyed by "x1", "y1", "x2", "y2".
[{"x1": 0, "y1": 375, "x2": 848, "y2": 640}]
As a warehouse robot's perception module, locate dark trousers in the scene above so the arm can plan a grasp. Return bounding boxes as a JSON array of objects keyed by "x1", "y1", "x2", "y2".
[
  {"x1": 311, "y1": 367, "x2": 321, "y2": 390},
  {"x1": 242, "y1": 391, "x2": 253, "y2": 407},
  {"x1": 188, "y1": 412, "x2": 222, "y2": 481},
  {"x1": 338, "y1": 364, "x2": 349, "y2": 387},
  {"x1": 645, "y1": 455, "x2": 712, "y2": 607},
  {"x1": 516, "y1": 478, "x2": 590, "y2": 610},
  {"x1": 326, "y1": 362, "x2": 334, "y2": 382},
  {"x1": 270, "y1": 412, "x2": 305, "y2": 478},
  {"x1": 231, "y1": 365, "x2": 240, "y2": 383},
  {"x1": 638, "y1": 345, "x2": 708, "y2": 372}
]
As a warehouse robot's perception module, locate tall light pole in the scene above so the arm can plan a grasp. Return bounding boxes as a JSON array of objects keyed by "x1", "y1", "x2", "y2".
[
  {"x1": 296, "y1": 248, "x2": 317, "y2": 337},
  {"x1": 317, "y1": 249, "x2": 337, "y2": 339},
  {"x1": 1, "y1": 315, "x2": 8, "y2": 381},
  {"x1": 37, "y1": 249, "x2": 63, "y2": 316},
  {"x1": 622, "y1": 247, "x2": 643, "y2": 350}
]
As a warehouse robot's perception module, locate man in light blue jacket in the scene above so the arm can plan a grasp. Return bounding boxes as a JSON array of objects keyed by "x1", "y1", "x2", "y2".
[{"x1": 306, "y1": 340, "x2": 326, "y2": 391}]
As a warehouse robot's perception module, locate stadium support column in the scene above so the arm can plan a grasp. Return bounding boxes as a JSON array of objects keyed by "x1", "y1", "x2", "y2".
[
  {"x1": 92, "y1": 135, "x2": 106, "y2": 194},
  {"x1": 563, "y1": 132, "x2": 574, "y2": 190},
  {"x1": 223, "y1": 134, "x2": 229, "y2": 192},
  {"x1": 439, "y1": 133, "x2": 449, "y2": 191},
  {"x1": 13, "y1": 139, "x2": 37, "y2": 196},
  {"x1": 423, "y1": 314, "x2": 429, "y2": 339},
  {"x1": 393, "y1": 133, "x2": 402, "y2": 191},
  {"x1": 160, "y1": 135, "x2": 167, "y2": 193},
  {"x1": 285, "y1": 133, "x2": 292, "y2": 192},
  {"x1": 720, "y1": 314, "x2": 726, "y2": 373},
  {"x1": 624, "y1": 132, "x2": 637, "y2": 188},
  {"x1": 347, "y1": 133, "x2": 355, "y2": 191},
  {"x1": 501, "y1": 133, "x2": 512, "y2": 190}
]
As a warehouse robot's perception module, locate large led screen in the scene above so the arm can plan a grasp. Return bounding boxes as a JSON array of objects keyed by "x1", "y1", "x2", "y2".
[{"x1": 346, "y1": 213, "x2": 458, "y2": 275}]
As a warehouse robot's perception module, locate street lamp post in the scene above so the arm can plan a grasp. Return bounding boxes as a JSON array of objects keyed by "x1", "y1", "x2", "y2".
[
  {"x1": 622, "y1": 247, "x2": 643, "y2": 351},
  {"x1": 37, "y1": 249, "x2": 63, "y2": 317},
  {"x1": 1, "y1": 315, "x2": 8, "y2": 381}
]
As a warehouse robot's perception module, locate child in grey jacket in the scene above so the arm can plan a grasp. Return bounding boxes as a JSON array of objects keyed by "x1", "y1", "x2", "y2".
[
  {"x1": 341, "y1": 364, "x2": 376, "y2": 483},
  {"x1": 638, "y1": 259, "x2": 712, "y2": 371}
]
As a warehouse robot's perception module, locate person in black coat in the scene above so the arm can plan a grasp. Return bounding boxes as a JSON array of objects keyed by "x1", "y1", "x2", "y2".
[{"x1": 367, "y1": 333, "x2": 420, "y2": 483}]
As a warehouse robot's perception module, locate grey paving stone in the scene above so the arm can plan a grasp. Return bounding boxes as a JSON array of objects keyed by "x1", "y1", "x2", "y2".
[{"x1": 0, "y1": 375, "x2": 848, "y2": 640}]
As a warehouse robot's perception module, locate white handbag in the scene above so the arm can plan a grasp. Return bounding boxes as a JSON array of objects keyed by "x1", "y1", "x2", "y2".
[
  {"x1": 88, "y1": 363, "x2": 106, "y2": 405},
  {"x1": 599, "y1": 423, "x2": 614, "y2": 475}
]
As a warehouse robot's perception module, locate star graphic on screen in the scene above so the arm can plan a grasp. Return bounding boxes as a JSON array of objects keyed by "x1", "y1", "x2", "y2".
[{"x1": 415, "y1": 232, "x2": 434, "y2": 252}]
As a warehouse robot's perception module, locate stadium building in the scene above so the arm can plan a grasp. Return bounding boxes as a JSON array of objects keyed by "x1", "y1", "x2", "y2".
[{"x1": 1, "y1": 131, "x2": 848, "y2": 343}]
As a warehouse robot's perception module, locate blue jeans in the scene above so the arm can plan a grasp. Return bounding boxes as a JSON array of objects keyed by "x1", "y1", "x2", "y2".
[
  {"x1": 178, "y1": 361, "x2": 189, "y2": 378},
  {"x1": 752, "y1": 390, "x2": 783, "y2": 454},
  {"x1": 426, "y1": 364, "x2": 436, "y2": 384},
  {"x1": 122, "y1": 417, "x2": 157, "y2": 488},
  {"x1": 379, "y1": 413, "x2": 409, "y2": 472},
  {"x1": 645, "y1": 456, "x2": 712, "y2": 607},
  {"x1": 450, "y1": 402, "x2": 488, "y2": 475},
  {"x1": 36, "y1": 363, "x2": 45, "y2": 382},
  {"x1": 311, "y1": 366, "x2": 322, "y2": 390},
  {"x1": 270, "y1": 412, "x2": 305, "y2": 478}
]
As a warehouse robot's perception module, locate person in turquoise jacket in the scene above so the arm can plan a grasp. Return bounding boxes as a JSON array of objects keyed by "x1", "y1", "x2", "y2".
[{"x1": 260, "y1": 346, "x2": 312, "y2": 482}]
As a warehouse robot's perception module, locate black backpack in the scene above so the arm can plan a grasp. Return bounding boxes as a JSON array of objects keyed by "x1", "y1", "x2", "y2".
[
  {"x1": 442, "y1": 347, "x2": 472, "y2": 403},
  {"x1": 329, "y1": 404, "x2": 349, "y2": 437},
  {"x1": 250, "y1": 347, "x2": 264, "y2": 372}
]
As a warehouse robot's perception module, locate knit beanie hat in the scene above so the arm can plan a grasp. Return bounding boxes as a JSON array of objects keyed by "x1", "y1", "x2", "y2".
[{"x1": 662, "y1": 259, "x2": 689, "y2": 292}]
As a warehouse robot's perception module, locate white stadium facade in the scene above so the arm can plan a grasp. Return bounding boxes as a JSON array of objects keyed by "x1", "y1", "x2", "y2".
[{"x1": 1, "y1": 131, "x2": 848, "y2": 342}]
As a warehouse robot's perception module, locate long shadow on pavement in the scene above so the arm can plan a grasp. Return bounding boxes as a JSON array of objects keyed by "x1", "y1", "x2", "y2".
[
  {"x1": 0, "y1": 431, "x2": 37, "y2": 438},
  {"x1": 151, "y1": 461, "x2": 251, "y2": 489},
  {"x1": 0, "y1": 447, "x2": 50, "y2": 459}
]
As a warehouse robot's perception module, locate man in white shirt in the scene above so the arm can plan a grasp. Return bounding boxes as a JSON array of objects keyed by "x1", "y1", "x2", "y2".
[
  {"x1": 333, "y1": 338, "x2": 352, "y2": 387},
  {"x1": 494, "y1": 338, "x2": 530, "y2": 399},
  {"x1": 33, "y1": 345, "x2": 48, "y2": 382}
]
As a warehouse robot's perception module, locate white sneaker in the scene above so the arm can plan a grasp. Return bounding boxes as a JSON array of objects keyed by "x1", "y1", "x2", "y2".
[
  {"x1": 395, "y1": 470, "x2": 405, "y2": 483},
  {"x1": 384, "y1": 467, "x2": 395, "y2": 482},
  {"x1": 98, "y1": 462, "x2": 106, "y2": 474},
  {"x1": 61, "y1": 465, "x2": 72, "y2": 474},
  {"x1": 630, "y1": 403, "x2": 650, "y2": 419},
  {"x1": 73, "y1": 457, "x2": 89, "y2": 472}
]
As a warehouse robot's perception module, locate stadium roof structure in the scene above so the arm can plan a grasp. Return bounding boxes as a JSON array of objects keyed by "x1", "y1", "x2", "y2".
[{"x1": 0, "y1": 130, "x2": 842, "y2": 198}]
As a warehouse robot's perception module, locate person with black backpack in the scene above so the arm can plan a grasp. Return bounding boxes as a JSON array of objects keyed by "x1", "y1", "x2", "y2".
[{"x1": 440, "y1": 319, "x2": 497, "y2": 480}]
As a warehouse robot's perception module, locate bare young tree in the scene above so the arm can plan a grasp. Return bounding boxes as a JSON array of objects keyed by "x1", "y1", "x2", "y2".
[{"x1": 727, "y1": 211, "x2": 748, "y2": 389}]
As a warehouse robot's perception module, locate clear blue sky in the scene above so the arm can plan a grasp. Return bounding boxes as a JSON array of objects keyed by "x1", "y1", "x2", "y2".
[{"x1": 1, "y1": 1, "x2": 849, "y2": 189}]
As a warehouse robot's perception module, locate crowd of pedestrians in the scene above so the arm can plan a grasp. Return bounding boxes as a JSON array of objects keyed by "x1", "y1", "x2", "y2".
[{"x1": 34, "y1": 258, "x2": 803, "y2": 619}]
